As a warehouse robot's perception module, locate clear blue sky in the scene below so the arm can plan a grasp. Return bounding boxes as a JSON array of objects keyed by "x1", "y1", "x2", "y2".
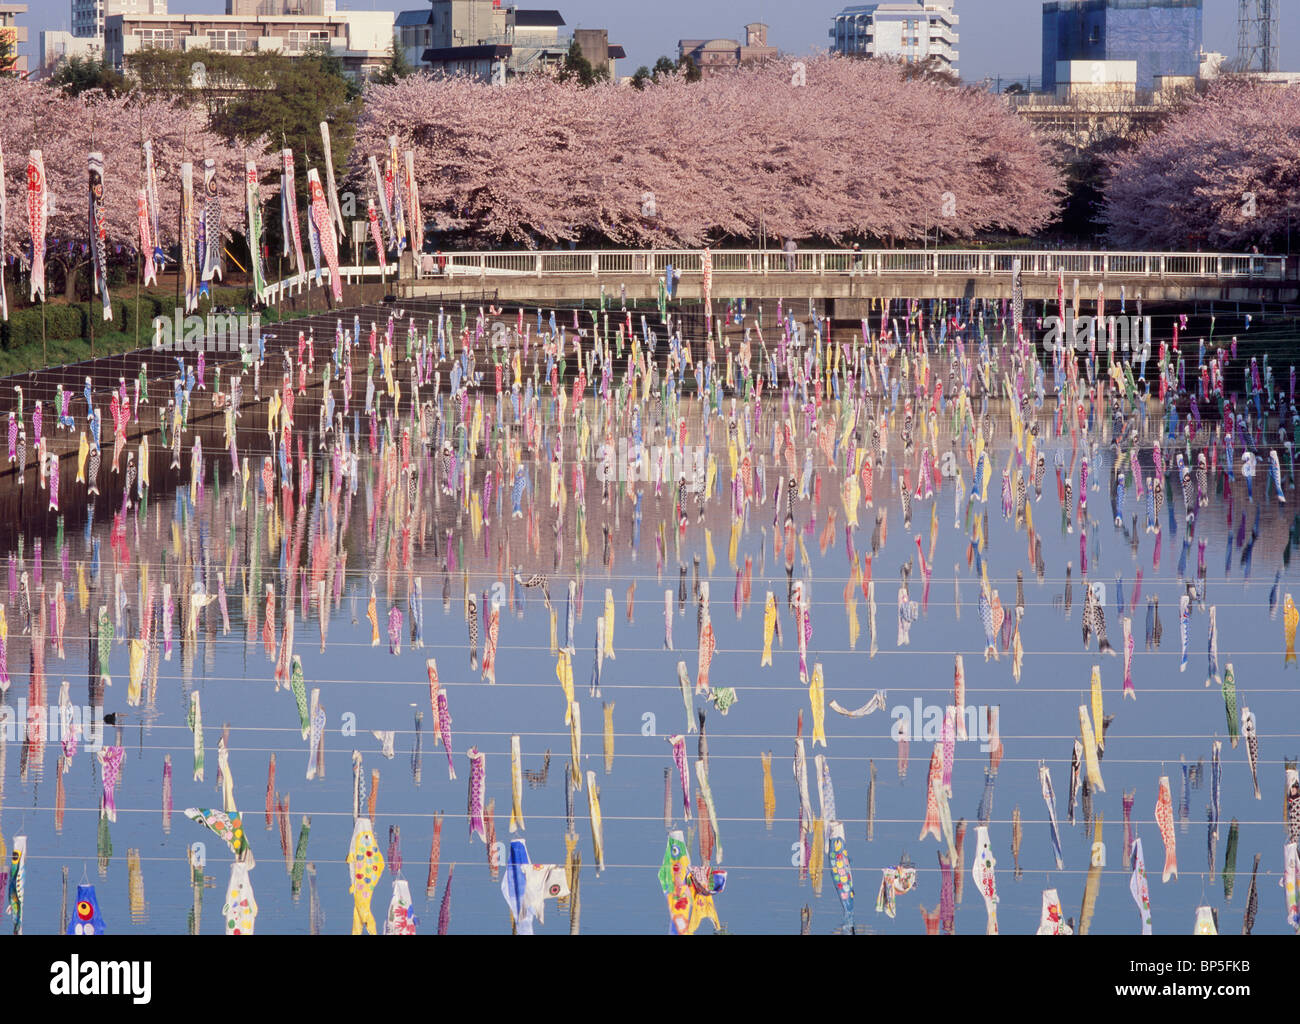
[{"x1": 21, "y1": 0, "x2": 1286, "y2": 82}]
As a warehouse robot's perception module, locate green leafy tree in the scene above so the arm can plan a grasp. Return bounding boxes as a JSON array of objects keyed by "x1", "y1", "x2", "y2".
[
  {"x1": 652, "y1": 56, "x2": 677, "y2": 78},
  {"x1": 127, "y1": 47, "x2": 360, "y2": 261},
  {"x1": 370, "y1": 35, "x2": 415, "y2": 87},
  {"x1": 0, "y1": 32, "x2": 15, "y2": 78},
  {"x1": 558, "y1": 38, "x2": 606, "y2": 87},
  {"x1": 52, "y1": 56, "x2": 132, "y2": 98},
  {"x1": 640, "y1": 55, "x2": 700, "y2": 85}
]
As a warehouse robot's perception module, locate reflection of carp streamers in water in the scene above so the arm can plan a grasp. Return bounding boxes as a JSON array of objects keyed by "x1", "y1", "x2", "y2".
[{"x1": 0, "y1": 286, "x2": 1298, "y2": 934}]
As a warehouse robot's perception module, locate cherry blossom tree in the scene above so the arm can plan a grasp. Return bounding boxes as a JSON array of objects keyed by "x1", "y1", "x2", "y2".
[
  {"x1": 1103, "y1": 81, "x2": 1300, "y2": 250},
  {"x1": 355, "y1": 56, "x2": 1063, "y2": 248},
  {"x1": 0, "y1": 79, "x2": 276, "y2": 299}
]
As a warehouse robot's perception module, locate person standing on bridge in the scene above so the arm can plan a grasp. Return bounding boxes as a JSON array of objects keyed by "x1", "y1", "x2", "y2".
[
  {"x1": 784, "y1": 237, "x2": 797, "y2": 272},
  {"x1": 850, "y1": 242, "x2": 863, "y2": 278}
]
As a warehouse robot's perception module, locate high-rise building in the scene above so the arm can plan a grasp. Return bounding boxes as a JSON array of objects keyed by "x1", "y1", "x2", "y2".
[
  {"x1": 1041, "y1": 0, "x2": 1202, "y2": 93},
  {"x1": 72, "y1": 0, "x2": 169, "y2": 39},
  {"x1": 0, "y1": 3, "x2": 28, "y2": 75},
  {"x1": 828, "y1": 2, "x2": 959, "y2": 74}
]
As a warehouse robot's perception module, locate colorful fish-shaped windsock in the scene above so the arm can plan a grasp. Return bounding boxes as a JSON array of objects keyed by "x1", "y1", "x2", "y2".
[
  {"x1": 184, "y1": 807, "x2": 252, "y2": 863},
  {"x1": 664, "y1": 588, "x2": 674, "y2": 650},
  {"x1": 482, "y1": 602, "x2": 500, "y2": 684},
  {"x1": 557, "y1": 649, "x2": 574, "y2": 724},
  {"x1": 307, "y1": 168, "x2": 341, "y2": 302},
  {"x1": 466, "y1": 592, "x2": 479, "y2": 670},
  {"x1": 586, "y1": 769, "x2": 605, "y2": 872},
  {"x1": 568, "y1": 701, "x2": 582, "y2": 792},
  {"x1": 1079, "y1": 705, "x2": 1104, "y2": 793},
  {"x1": 697, "y1": 619, "x2": 716, "y2": 693},
  {"x1": 347, "y1": 816, "x2": 384, "y2": 935},
  {"x1": 1155, "y1": 775, "x2": 1178, "y2": 882},
  {"x1": 223, "y1": 861, "x2": 258, "y2": 935},
  {"x1": 97, "y1": 604, "x2": 111, "y2": 686},
  {"x1": 669, "y1": 733, "x2": 691, "y2": 822},
  {"x1": 1130, "y1": 837, "x2": 1153, "y2": 933},
  {"x1": 971, "y1": 824, "x2": 998, "y2": 935},
  {"x1": 1179, "y1": 594, "x2": 1190, "y2": 672},
  {"x1": 1242, "y1": 706, "x2": 1260, "y2": 800},
  {"x1": 438, "y1": 690, "x2": 455, "y2": 780},
  {"x1": 1207, "y1": 605, "x2": 1220, "y2": 688},
  {"x1": 1122, "y1": 616, "x2": 1135, "y2": 699},
  {"x1": 67, "y1": 882, "x2": 106, "y2": 935},
  {"x1": 387, "y1": 604, "x2": 403, "y2": 655},
  {"x1": 1285, "y1": 595, "x2": 1297, "y2": 667},
  {"x1": 98, "y1": 745, "x2": 124, "y2": 822},
  {"x1": 87, "y1": 152, "x2": 111, "y2": 321},
  {"x1": 808, "y1": 663, "x2": 827, "y2": 748},
  {"x1": 1036, "y1": 888, "x2": 1071, "y2": 935},
  {"x1": 27, "y1": 151, "x2": 46, "y2": 303},
  {"x1": 291, "y1": 655, "x2": 308, "y2": 740},
  {"x1": 244, "y1": 160, "x2": 268, "y2": 298},
  {"x1": 1039, "y1": 761, "x2": 1064, "y2": 869},
  {"x1": 467, "y1": 747, "x2": 486, "y2": 842},
  {"x1": 876, "y1": 860, "x2": 917, "y2": 918},
  {"x1": 1090, "y1": 664, "x2": 1104, "y2": 751},
  {"x1": 953, "y1": 655, "x2": 967, "y2": 738},
  {"x1": 1223, "y1": 663, "x2": 1240, "y2": 748},
  {"x1": 509, "y1": 735, "x2": 525, "y2": 833},
  {"x1": 920, "y1": 744, "x2": 942, "y2": 843},
  {"x1": 822, "y1": 818, "x2": 855, "y2": 929},
  {"x1": 281, "y1": 148, "x2": 306, "y2": 275},
  {"x1": 761, "y1": 590, "x2": 776, "y2": 666}
]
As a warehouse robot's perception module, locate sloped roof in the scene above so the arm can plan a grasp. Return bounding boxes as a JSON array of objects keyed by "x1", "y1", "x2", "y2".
[{"x1": 514, "y1": 9, "x2": 565, "y2": 27}]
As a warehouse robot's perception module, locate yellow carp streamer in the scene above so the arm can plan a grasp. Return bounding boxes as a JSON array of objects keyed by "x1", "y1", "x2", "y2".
[
  {"x1": 761, "y1": 751, "x2": 775, "y2": 828},
  {"x1": 1286, "y1": 594, "x2": 1297, "y2": 666},
  {"x1": 509, "y1": 734, "x2": 524, "y2": 833},
  {"x1": 1078, "y1": 705, "x2": 1105, "y2": 792},
  {"x1": 557, "y1": 651, "x2": 574, "y2": 724},
  {"x1": 761, "y1": 591, "x2": 776, "y2": 666},
  {"x1": 809, "y1": 662, "x2": 827, "y2": 748}
]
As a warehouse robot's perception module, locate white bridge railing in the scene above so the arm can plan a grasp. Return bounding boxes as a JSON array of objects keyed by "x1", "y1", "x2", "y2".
[
  {"x1": 258, "y1": 249, "x2": 1290, "y2": 304},
  {"x1": 426, "y1": 249, "x2": 1288, "y2": 282}
]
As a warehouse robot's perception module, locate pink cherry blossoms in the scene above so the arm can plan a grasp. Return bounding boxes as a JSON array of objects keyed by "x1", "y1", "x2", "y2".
[
  {"x1": 0, "y1": 78, "x2": 276, "y2": 259},
  {"x1": 355, "y1": 56, "x2": 1064, "y2": 247},
  {"x1": 1104, "y1": 80, "x2": 1300, "y2": 250}
]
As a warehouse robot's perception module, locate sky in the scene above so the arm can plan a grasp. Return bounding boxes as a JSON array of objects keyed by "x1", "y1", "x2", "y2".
[{"x1": 20, "y1": 0, "x2": 1294, "y2": 83}]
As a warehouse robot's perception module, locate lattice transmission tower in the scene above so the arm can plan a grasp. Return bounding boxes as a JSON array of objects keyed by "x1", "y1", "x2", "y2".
[{"x1": 1238, "y1": 0, "x2": 1280, "y2": 72}]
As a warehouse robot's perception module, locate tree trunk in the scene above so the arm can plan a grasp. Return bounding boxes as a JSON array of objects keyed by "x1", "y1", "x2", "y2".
[{"x1": 51, "y1": 255, "x2": 92, "y2": 302}]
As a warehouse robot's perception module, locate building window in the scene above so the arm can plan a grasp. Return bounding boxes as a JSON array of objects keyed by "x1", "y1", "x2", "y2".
[
  {"x1": 207, "y1": 29, "x2": 250, "y2": 52},
  {"x1": 135, "y1": 28, "x2": 177, "y2": 49},
  {"x1": 286, "y1": 30, "x2": 330, "y2": 52}
]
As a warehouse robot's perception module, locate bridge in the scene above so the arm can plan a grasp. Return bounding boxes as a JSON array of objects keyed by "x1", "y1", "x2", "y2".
[{"x1": 259, "y1": 248, "x2": 1298, "y2": 311}]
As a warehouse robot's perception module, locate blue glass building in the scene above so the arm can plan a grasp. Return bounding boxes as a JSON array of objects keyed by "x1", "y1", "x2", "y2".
[{"x1": 1042, "y1": 0, "x2": 1202, "y2": 92}]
